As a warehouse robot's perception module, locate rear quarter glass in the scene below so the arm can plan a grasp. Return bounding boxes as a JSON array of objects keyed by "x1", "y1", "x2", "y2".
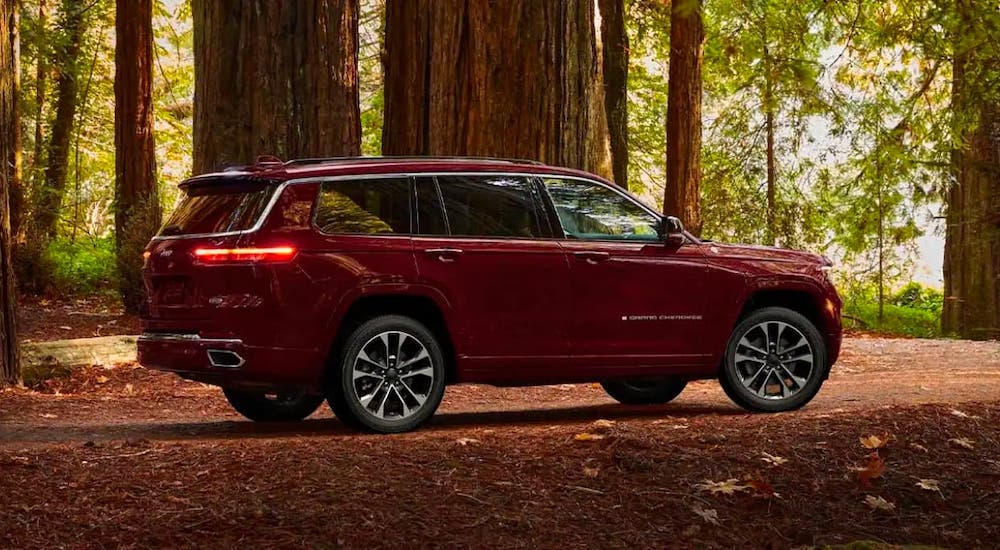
[{"x1": 158, "y1": 179, "x2": 277, "y2": 237}]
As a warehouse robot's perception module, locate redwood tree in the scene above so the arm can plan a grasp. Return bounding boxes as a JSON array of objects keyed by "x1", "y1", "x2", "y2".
[
  {"x1": 1, "y1": 0, "x2": 20, "y2": 386},
  {"x1": 942, "y1": 0, "x2": 1000, "y2": 340},
  {"x1": 599, "y1": 0, "x2": 629, "y2": 188},
  {"x1": 115, "y1": 0, "x2": 160, "y2": 314},
  {"x1": 381, "y1": 0, "x2": 612, "y2": 178},
  {"x1": 664, "y1": 0, "x2": 703, "y2": 235},
  {"x1": 192, "y1": 0, "x2": 361, "y2": 173}
]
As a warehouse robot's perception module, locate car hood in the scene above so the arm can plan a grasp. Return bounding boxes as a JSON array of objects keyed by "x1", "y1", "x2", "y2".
[{"x1": 704, "y1": 242, "x2": 829, "y2": 266}]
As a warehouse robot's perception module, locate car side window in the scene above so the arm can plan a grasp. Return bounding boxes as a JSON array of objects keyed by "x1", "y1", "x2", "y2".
[
  {"x1": 542, "y1": 178, "x2": 660, "y2": 241},
  {"x1": 314, "y1": 178, "x2": 411, "y2": 234},
  {"x1": 435, "y1": 175, "x2": 542, "y2": 238},
  {"x1": 414, "y1": 177, "x2": 449, "y2": 235}
]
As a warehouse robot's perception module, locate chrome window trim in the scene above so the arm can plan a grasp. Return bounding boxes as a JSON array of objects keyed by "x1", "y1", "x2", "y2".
[{"x1": 151, "y1": 171, "x2": 665, "y2": 242}]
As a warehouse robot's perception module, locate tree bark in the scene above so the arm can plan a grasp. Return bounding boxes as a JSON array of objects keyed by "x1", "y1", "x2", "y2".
[
  {"x1": 942, "y1": 1, "x2": 1000, "y2": 339},
  {"x1": 664, "y1": 0, "x2": 703, "y2": 235},
  {"x1": 381, "y1": 0, "x2": 612, "y2": 179},
  {"x1": 1, "y1": 0, "x2": 21, "y2": 386},
  {"x1": 192, "y1": 0, "x2": 361, "y2": 174},
  {"x1": 33, "y1": 0, "x2": 84, "y2": 240},
  {"x1": 598, "y1": 0, "x2": 628, "y2": 188},
  {"x1": 115, "y1": 0, "x2": 160, "y2": 314},
  {"x1": 29, "y1": 0, "x2": 46, "y2": 199}
]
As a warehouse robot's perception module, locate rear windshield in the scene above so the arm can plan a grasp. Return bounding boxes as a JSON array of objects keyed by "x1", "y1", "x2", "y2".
[{"x1": 158, "y1": 181, "x2": 275, "y2": 237}]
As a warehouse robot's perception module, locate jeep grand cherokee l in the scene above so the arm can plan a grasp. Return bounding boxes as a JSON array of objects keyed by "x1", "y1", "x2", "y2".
[{"x1": 138, "y1": 157, "x2": 842, "y2": 433}]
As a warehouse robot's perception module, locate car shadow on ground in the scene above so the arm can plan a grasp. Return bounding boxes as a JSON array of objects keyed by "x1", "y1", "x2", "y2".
[{"x1": 1, "y1": 402, "x2": 746, "y2": 446}]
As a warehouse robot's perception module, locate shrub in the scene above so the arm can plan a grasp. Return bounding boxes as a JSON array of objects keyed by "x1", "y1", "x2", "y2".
[{"x1": 44, "y1": 236, "x2": 119, "y2": 295}]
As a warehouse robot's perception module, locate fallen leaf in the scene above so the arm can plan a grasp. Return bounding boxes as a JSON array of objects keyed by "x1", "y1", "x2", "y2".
[
  {"x1": 95, "y1": 376, "x2": 109, "y2": 384},
  {"x1": 59, "y1": 326, "x2": 72, "y2": 330},
  {"x1": 910, "y1": 442, "x2": 929, "y2": 453},
  {"x1": 745, "y1": 478, "x2": 781, "y2": 499},
  {"x1": 859, "y1": 435, "x2": 887, "y2": 449},
  {"x1": 455, "y1": 438, "x2": 480, "y2": 446},
  {"x1": 574, "y1": 432, "x2": 606, "y2": 442},
  {"x1": 916, "y1": 479, "x2": 941, "y2": 492},
  {"x1": 853, "y1": 452, "x2": 886, "y2": 487},
  {"x1": 864, "y1": 495, "x2": 896, "y2": 512},
  {"x1": 591, "y1": 419, "x2": 615, "y2": 430},
  {"x1": 696, "y1": 479, "x2": 751, "y2": 495},
  {"x1": 950, "y1": 409, "x2": 970, "y2": 418},
  {"x1": 40, "y1": 413, "x2": 57, "y2": 419},
  {"x1": 949, "y1": 437, "x2": 975, "y2": 450},
  {"x1": 760, "y1": 452, "x2": 787, "y2": 467},
  {"x1": 583, "y1": 465, "x2": 600, "y2": 478},
  {"x1": 691, "y1": 505, "x2": 719, "y2": 525}
]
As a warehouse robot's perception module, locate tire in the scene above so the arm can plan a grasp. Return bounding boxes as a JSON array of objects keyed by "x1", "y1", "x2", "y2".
[
  {"x1": 328, "y1": 315, "x2": 446, "y2": 433},
  {"x1": 719, "y1": 307, "x2": 828, "y2": 413},
  {"x1": 222, "y1": 388, "x2": 324, "y2": 422},
  {"x1": 601, "y1": 378, "x2": 687, "y2": 405}
]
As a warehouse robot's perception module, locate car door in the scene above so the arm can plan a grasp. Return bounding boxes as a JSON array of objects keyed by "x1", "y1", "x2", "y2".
[
  {"x1": 540, "y1": 176, "x2": 710, "y2": 372},
  {"x1": 412, "y1": 174, "x2": 573, "y2": 382}
]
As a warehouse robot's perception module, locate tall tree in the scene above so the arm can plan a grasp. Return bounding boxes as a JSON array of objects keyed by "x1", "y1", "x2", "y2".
[
  {"x1": 192, "y1": 0, "x2": 361, "y2": 174},
  {"x1": 943, "y1": 0, "x2": 1000, "y2": 339},
  {"x1": 599, "y1": 0, "x2": 629, "y2": 188},
  {"x1": 381, "y1": 0, "x2": 612, "y2": 178},
  {"x1": 115, "y1": 0, "x2": 160, "y2": 314},
  {"x1": 664, "y1": 0, "x2": 703, "y2": 235},
  {"x1": 1, "y1": 0, "x2": 21, "y2": 386},
  {"x1": 33, "y1": 0, "x2": 85, "y2": 240}
]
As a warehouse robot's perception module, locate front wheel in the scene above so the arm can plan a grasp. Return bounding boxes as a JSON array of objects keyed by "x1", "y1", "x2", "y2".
[
  {"x1": 222, "y1": 388, "x2": 325, "y2": 422},
  {"x1": 719, "y1": 307, "x2": 828, "y2": 412},
  {"x1": 601, "y1": 378, "x2": 687, "y2": 405}
]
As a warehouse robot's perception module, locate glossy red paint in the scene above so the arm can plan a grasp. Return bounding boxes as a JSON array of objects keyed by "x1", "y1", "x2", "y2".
[{"x1": 138, "y1": 158, "x2": 842, "y2": 393}]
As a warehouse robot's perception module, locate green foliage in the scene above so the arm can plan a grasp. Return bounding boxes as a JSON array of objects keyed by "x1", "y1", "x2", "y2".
[
  {"x1": 44, "y1": 236, "x2": 118, "y2": 295},
  {"x1": 841, "y1": 283, "x2": 943, "y2": 338}
]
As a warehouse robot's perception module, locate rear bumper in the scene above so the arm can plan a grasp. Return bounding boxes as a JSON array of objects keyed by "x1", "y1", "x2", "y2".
[{"x1": 137, "y1": 332, "x2": 324, "y2": 391}]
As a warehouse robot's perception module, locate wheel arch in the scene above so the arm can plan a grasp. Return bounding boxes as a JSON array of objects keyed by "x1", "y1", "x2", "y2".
[{"x1": 324, "y1": 289, "x2": 459, "y2": 385}]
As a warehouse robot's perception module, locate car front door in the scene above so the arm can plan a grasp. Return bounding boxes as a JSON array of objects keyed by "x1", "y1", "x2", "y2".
[
  {"x1": 541, "y1": 177, "x2": 710, "y2": 373},
  {"x1": 412, "y1": 174, "x2": 573, "y2": 383}
]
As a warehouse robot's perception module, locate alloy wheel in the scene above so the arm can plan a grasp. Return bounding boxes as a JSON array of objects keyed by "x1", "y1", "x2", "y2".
[
  {"x1": 734, "y1": 321, "x2": 815, "y2": 400},
  {"x1": 351, "y1": 330, "x2": 435, "y2": 421}
]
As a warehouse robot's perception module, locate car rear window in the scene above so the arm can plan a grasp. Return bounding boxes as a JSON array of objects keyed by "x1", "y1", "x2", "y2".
[{"x1": 158, "y1": 180, "x2": 275, "y2": 237}]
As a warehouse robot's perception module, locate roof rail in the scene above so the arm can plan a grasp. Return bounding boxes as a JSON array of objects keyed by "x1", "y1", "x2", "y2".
[{"x1": 283, "y1": 156, "x2": 546, "y2": 167}]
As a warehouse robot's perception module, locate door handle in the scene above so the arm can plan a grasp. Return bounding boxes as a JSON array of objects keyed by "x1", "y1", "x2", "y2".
[
  {"x1": 573, "y1": 251, "x2": 610, "y2": 264},
  {"x1": 424, "y1": 248, "x2": 464, "y2": 262}
]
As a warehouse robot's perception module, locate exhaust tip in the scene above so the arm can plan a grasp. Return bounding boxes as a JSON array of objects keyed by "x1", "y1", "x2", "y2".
[{"x1": 207, "y1": 349, "x2": 245, "y2": 368}]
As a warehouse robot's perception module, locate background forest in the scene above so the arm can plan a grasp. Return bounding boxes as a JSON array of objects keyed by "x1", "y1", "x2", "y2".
[{"x1": 2, "y1": 0, "x2": 1000, "y2": 357}]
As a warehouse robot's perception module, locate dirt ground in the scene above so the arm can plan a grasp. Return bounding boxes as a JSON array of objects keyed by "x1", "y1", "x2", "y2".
[{"x1": 2, "y1": 335, "x2": 1000, "y2": 549}]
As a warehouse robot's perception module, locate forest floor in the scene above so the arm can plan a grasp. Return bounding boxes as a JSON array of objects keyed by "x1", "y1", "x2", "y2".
[{"x1": 2, "y1": 301, "x2": 1000, "y2": 548}]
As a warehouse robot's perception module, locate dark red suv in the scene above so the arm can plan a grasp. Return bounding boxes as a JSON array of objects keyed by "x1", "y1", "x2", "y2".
[{"x1": 139, "y1": 157, "x2": 842, "y2": 433}]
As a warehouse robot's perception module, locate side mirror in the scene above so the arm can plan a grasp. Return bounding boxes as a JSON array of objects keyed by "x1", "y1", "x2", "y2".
[{"x1": 661, "y1": 216, "x2": 686, "y2": 246}]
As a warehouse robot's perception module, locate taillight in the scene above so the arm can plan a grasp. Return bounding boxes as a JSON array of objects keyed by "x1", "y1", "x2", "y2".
[{"x1": 192, "y1": 246, "x2": 298, "y2": 264}]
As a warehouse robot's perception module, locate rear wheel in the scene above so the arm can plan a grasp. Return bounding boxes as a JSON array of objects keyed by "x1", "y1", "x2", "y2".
[
  {"x1": 601, "y1": 378, "x2": 687, "y2": 405},
  {"x1": 719, "y1": 307, "x2": 827, "y2": 412},
  {"x1": 223, "y1": 388, "x2": 324, "y2": 422},
  {"x1": 329, "y1": 315, "x2": 446, "y2": 433}
]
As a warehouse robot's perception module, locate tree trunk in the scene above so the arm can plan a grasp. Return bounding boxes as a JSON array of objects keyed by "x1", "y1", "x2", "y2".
[
  {"x1": 30, "y1": 0, "x2": 46, "y2": 192},
  {"x1": 942, "y1": 0, "x2": 1000, "y2": 340},
  {"x1": 381, "y1": 0, "x2": 612, "y2": 179},
  {"x1": 598, "y1": 0, "x2": 628, "y2": 188},
  {"x1": 33, "y1": 1, "x2": 84, "y2": 240},
  {"x1": 115, "y1": 0, "x2": 160, "y2": 314},
  {"x1": 192, "y1": 0, "x2": 361, "y2": 174},
  {"x1": 1, "y1": 0, "x2": 21, "y2": 386},
  {"x1": 664, "y1": 0, "x2": 703, "y2": 235}
]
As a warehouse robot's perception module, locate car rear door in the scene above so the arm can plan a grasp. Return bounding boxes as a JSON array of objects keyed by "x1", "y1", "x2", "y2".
[
  {"x1": 540, "y1": 177, "x2": 711, "y2": 374},
  {"x1": 412, "y1": 174, "x2": 573, "y2": 383}
]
